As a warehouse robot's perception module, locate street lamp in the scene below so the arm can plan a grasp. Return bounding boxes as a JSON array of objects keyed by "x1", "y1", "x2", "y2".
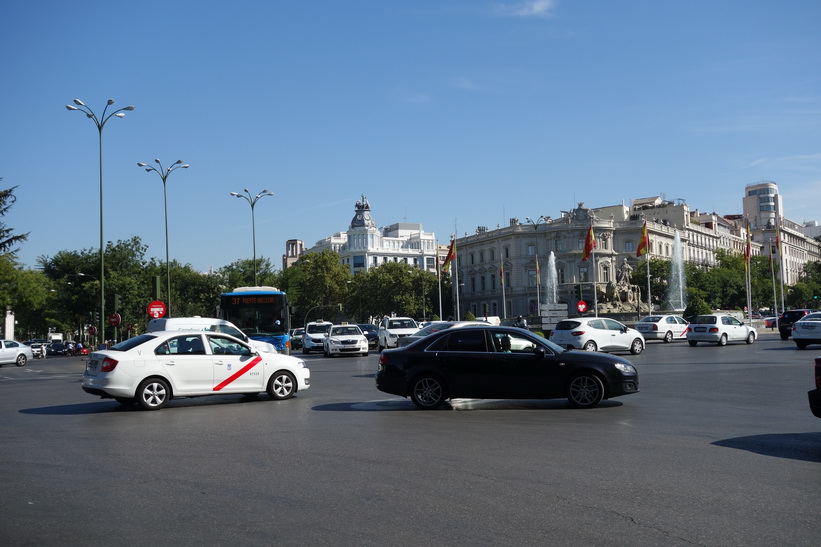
[
  {"x1": 524, "y1": 215, "x2": 549, "y2": 309},
  {"x1": 66, "y1": 98, "x2": 135, "y2": 344},
  {"x1": 230, "y1": 188, "x2": 274, "y2": 286},
  {"x1": 137, "y1": 159, "x2": 190, "y2": 315}
]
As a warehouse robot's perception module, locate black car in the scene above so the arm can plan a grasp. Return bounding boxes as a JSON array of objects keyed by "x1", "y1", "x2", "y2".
[
  {"x1": 376, "y1": 325, "x2": 639, "y2": 410},
  {"x1": 357, "y1": 324, "x2": 378, "y2": 348},
  {"x1": 809, "y1": 356, "x2": 821, "y2": 418},
  {"x1": 47, "y1": 342, "x2": 68, "y2": 356},
  {"x1": 779, "y1": 309, "x2": 818, "y2": 340}
]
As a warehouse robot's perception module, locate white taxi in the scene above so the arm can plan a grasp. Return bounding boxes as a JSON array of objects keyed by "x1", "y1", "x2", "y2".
[
  {"x1": 82, "y1": 330, "x2": 310, "y2": 410},
  {"x1": 634, "y1": 315, "x2": 689, "y2": 343},
  {"x1": 793, "y1": 312, "x2": 821, "y2": 350},
  {"x1": 323, "y1": 324, "x2": 369, "y2": 357}
]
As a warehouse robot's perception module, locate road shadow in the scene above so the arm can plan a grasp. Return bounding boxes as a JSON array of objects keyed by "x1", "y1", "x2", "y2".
[
  {"x1": 712, "y1": 432, "x2": 821, "y2": 463},
  {"x1": 18, "y1": 393, "x2": 279, "y2": 415},
  {"x1": 313, "y1": 398, "x2": 623, "y2": 412}
]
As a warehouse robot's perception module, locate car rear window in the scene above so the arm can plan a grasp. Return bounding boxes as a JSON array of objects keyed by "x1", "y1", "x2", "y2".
[
  {"x1": 693, "y1": 316, "x2": 717, "y2": 325},
  {"x1": 555, "y1": 320, "x2": 581, "y2": 330},
  {"x1": 640, "y1": 316, "x2": 662, "y2": 322},
  {"x1": 109, "y1": 334, "x2": 158, "y2": 351}
]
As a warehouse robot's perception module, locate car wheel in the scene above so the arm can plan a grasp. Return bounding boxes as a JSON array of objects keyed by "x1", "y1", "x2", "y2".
[
  {"x1": 688, "y1": 340, "x2": 698, "y2": 347},
  {"x1": 267, "y1": 371, "x2": 296, "y2": 400},
  {"x1": 663, "y1": 331, "x2": 674, "y2": 343},
  {"x1": 796, "y1": 341, "x2": 807, "y2": 349},
  {"x1": 582, "y1": 340, "x2": 597, "y2": 352},
  {"x1": 566, "y1": 373, "x2": 604, "y2": 409},
  {"x1": 780, "y1": 332, "x2": 790, "y2": 341},
  {"x1": 136, "y1": 378, "x2": 170, "y2": 410},
  {"x1": 114, "y1": 397, "x2": 136, "y2": 405},
  {"x1": 630, "y1": 338, "x2": 643, "y2": 355},
  {"x1": 361, "y1": 351, "x2": 369, "y2": 357},
  {"x1": 718, "y1": 334, "x2": 728, "y2": 346},
  {"x1": 410, "y1": 375, "x2": 448, "y2": 410},
  {"x1": 745, "y1": 332, "x2": 755, "y2": 345},
  {"x1": 16, "y1": 354, "x2": 27, "y2": 367}
]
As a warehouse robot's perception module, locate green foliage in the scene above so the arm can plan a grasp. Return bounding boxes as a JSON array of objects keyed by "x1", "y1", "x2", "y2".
[
  {"x1": 683, "y1": 295, "x2": 712, "y2": 319},
  {"x1": 0, "y1": 183, "x2": 29, "y2": 255},
  {"x1": 465, "y1": 311, "x2": 476, "y2": 320}
]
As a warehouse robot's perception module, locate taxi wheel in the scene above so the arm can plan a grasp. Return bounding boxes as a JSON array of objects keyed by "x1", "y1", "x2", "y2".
[
  {"x1": 663, "y1": 331, "x2": 674, "y2": 343},
  {"x1": 688, "y1": 340, "x2": 698, "y2": 347},
  {"x1": 746, "y1": 332, "x2": 755, "y2": 345},
  {"x1": 267, "y1": 371, "x2": 296, "y2": 400},
  {"x1": 718, "y1": 334, "x2": 728, "y2": 346},
  {"x1": 136, "y1": 378, "x2": 170, "y2": 410},
  {"x1": 630, "y1": 338, "x2": 643, "y2": 355}
]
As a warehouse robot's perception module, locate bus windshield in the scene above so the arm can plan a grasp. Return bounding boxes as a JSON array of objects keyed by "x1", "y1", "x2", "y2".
[{"x1": 220, "y1": 287, "x2": 289, "y2": 338}]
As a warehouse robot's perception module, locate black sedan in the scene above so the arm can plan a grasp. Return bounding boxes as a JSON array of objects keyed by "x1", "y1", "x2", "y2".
[{"x1": 376, "y1": 326, "x2": 639, "y2": 410}]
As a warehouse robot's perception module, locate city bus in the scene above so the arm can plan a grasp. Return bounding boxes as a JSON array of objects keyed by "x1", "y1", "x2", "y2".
[{"x1": 220, "y1": 286, "x2": 291, "y2": 354}]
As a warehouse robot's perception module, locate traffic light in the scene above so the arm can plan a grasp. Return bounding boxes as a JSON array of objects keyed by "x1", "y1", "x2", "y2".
[
  {"x1": 152, "y1": 276, "x2": 161, "y2": 300},
  {"x1": 575, "y1": 284, "x2": 583, "y2": 300},
  {"x1": 94, "y1": 311, "x2": 100, "y2": 323},
  {"x1": 114, "y1": 294, "x2": 121, "y2": 311}
]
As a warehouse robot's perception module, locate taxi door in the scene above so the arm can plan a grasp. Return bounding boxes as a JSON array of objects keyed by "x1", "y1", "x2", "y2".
[
  {"x1": 207, "y1": 335, "x2": 265, "y2": 393},
  {"x1": 155, "y1": 334, "x2": 213, "y2": 395}
]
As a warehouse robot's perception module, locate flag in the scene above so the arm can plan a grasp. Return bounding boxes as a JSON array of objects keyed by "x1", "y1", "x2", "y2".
[
  {"x1": 499, "y1": 257, "x2": 504, "y2": 287},
  {"x1": 442, "y1": 239, "x2": 456, "y2": 273},
  {"x1": 582, "y1": 225, "x2": 596, "y2": 262},
  {"x1": 744, "y1": 219, "x2": 752, "y2": 271},
  {"x1": 535, "y1": 254, "x2": 541, "y2": 285},
  {"x1": 636, "y1": 221, "x2": 649, "y2": 257}
]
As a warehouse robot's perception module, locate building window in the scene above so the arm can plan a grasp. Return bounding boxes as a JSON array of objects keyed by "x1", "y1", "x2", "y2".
[
  {"x1": 528, "y1": 269, "x2": 537, "y2": 286},
  {"x1": 625, "y1": 241, "x2": 634, "y2": 253},
  {"x1": 579, "y1": 266, "x2": 589, "y2": 282},
  {"x1": 578, "y1": 238, "x2": 584, "y2": 250},
  {"x1": 527, "y1": 244, "x2": 536, "y2": 256},
  {"x1": 556, "y1": 239, "x2": 564, "y2": 251},
  {"x1": 491, "y1": 274, "x2": 496, "y2": 290},
  {"x1": 470, "y1": 253, "x2": 475, "y2": 265},
  {"x1": 602, "y1": 264, "x2": 610, "y2": 283},
  {"x1": 479, "y1": 251, "x2": 485, "y2": 263},
  {"x1": 489, "y1": 249, "x2": 495, "y2": 261},
  {"x1": 557, "y1": 267, "x2": 565, "y2": 284},
  {"x1": 505, "y1": 247, "x2": 510, "y2": 259}
]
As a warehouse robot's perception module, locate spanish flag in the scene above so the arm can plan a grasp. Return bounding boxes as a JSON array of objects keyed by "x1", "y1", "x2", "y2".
[
  {"x1": 442, "y1": 239, "x2": 456, "y2": 273},
  {"x1": 636, "y1": 221, "x2": 649, "y2": 257},
  {"x1": 582, "y1": 225, "x2": 596, "y2": 262}
]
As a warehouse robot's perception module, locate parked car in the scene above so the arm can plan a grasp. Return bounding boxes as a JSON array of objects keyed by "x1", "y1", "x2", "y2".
[
  {"x1": 633, "y1": 314, "x2": 689, "y2": 343},
  {"x1": 792, "y1": 312, "x2": 821, "y2": 349},
  {"x1": 376, "y1": 325, "x2": 639, "y2": 410},
  {"x1": 323, "y1": 324, "x2": 369, "y2": 357},
  {"x1": 30, "y1": 342, "x2": 47, "y2": 359},
  {"x1": 0, "y1": 339, "x2": 33, "y2": 367},
  {"x1": 397, "y1": 321, "x2": 488, "y2": 347},
  {"x1": 290, "y1": 328, "x2": 304, "y2": 350},
  {"x1": 302, "y1": 321, "x2": 332, "y2": 354},
  {"x1": 47, "y1": 342, "x2": 68, "y2": 356},
  {"x1": 809, "y1": 356, "x2": 821, "y2": 418},
  {"x1": 357, "y1": 324, "x2": 378, "y2": 348},
  {"x1": 763, "y1": 316, "x2": 778, "y2": 329},
  {"x1": 377, "y1": 316, "x2": 419, "y2": 351},
  {"x1": 778, "y1": 309, "x2": 818, "y2": 340},
  {"x1": 686, "y1": 314, "x2": 756, "y2": 346},
  {"x1": 549, "y1": 317, "x2": 645, "y2": 355},
  {"x1": 82, "y1": 330, "x2": 310, "y2": 410}
]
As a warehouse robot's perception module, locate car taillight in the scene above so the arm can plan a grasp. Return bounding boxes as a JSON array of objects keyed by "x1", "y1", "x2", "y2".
[
  {"x1": 815, "y1": 357, "x2": 821, "y2": 389},
  {"x1": 101, "y1": 357, "x2": 118, "y2": 372},
  {"x1": 570, "y1": 330, "x2": 586, "y2": 336},
  {"x1": 652, "y1": 324, "x2": 658, "y2": 331},
  {"x1": 379, "y1": 354, "x2": 388, "y2": 366},
  {"x1": 709, "y1": 327, "x2": 719, "y2": 333}
]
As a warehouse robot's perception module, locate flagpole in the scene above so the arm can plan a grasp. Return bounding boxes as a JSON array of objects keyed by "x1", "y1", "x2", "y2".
[
  {"x1": 776, "y1": 216, "x2": 786, "y2": 314},
  {"x1": 535, "y1": 253, "x2": 541, "y2": 314},
  {"x1": 744, "y1": 218, "x2": 752, "y2": 323},
  {"x1": 436, "y1": 253, "x2": 443, "y2": 319},
  {"x1": 454, "y1": 250, "x2": 461, "y2": 321},
  {"x1": 500, "y1": 252, "x2": 507, "y2": 320},
  {"x1": 592, "y1": 246, "x2": 598, "y2": 317},
  {"x1": 770, "y1": 238, "x2": 779, "y2": 330}
]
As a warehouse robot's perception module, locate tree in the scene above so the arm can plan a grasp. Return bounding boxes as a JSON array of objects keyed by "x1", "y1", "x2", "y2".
[
  {"x1": 0, "y1": 183, "x2": 29, "y2": 255},
  {"x1": 289, "y1": 250, "x2": 352, "y2": 324}
]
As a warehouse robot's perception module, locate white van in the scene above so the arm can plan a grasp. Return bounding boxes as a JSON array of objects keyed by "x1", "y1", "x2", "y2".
[{"x1": 146, "y1": 317, "x2": 278, "y2": 354}]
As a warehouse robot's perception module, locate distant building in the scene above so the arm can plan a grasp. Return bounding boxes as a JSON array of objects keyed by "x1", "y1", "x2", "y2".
[
  {"x1": 282, "y1": 239, "x2": 305, "y2": 270},
  {"x1": 304, "y1": 195, "x2": 439, "y2": 274},
  {"x1": 743, "y1": 181, "x2": 820, "y2": 284}
]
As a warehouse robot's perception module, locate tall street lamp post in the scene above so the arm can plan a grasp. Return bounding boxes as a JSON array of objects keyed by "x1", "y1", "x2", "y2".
[
  {"x1": 137, "y1": 159, "x2": 190, "y2": 316},
  {"x1": 230, "y1": 189, "x2": 274, "y2": 286},
  {"x1": 66, "y1": 98, "x2": 135, "y2": 344}
]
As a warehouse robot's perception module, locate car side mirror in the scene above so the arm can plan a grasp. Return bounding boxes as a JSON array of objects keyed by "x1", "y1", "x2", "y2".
[{"x1": 533, "y1": 346, "x2": 546, "y2": 359}]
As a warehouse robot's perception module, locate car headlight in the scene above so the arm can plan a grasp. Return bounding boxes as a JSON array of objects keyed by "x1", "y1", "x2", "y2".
[{"x1": 615, "y1": 363, "x2": 636, "y2": 375}]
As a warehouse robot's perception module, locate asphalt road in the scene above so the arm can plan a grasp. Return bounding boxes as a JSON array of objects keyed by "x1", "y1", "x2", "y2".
[{"x1": 1, "y1": 332, "x2": 819, "y2": 546}]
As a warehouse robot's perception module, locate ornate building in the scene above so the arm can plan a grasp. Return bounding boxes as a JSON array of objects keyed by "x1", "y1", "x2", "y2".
[{"x1": 305, "y1": 195, "x2": 439, "y2": 273}]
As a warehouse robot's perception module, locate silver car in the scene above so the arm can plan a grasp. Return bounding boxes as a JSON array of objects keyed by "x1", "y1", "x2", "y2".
[
  {"x1": 0, "y1": 340, "x2": 34, "y2": 367},
  {"x1": 686, "y1": 314, "x2": 756, "y2": 346},
  {"x1": 793, "y1": 312, "x2": 821, "y2": 350},
  {"x1": 634, "y1": 315, "x2": 689, "y2": 343}
]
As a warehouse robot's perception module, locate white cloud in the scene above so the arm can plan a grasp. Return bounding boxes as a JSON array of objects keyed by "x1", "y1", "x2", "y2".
[{"x1": 495, "y1": 0, "x2": 557, "y2": 18}]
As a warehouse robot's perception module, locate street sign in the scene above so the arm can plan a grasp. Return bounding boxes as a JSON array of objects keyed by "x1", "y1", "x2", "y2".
[
  {"x1": 148, "y1": 300, "x2": 167, "y2": 319},
  {"x1": 87, "y1": 325, "x2": 97, "y2": 335},
  {"x1": 577, "y1": 300, "x2": 588, "y2": 313},
  {"x1": 108, "y1": 313, "x2": 121, "y2": 327}
]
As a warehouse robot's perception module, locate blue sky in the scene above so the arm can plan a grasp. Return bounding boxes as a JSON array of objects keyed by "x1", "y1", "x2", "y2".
[{"x1": 2, "y1": 0, "x2": 820, "y2": 273}]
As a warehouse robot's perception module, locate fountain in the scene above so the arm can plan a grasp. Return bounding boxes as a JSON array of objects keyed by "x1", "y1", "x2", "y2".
[
  {"x1": 546, "y1": 252, "x2": 558, "y2": 305},
  {"x1": 666, "y1": 230, "x2": 687, "y2": 310}
]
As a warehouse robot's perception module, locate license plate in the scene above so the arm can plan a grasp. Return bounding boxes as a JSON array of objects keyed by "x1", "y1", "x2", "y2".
[{"x1": 694, "y1": 327, "x2": 707, "y2": 332}]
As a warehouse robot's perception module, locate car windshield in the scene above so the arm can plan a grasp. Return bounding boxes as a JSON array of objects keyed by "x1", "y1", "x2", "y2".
[
  {"x1": 389, "y1": 319, "x2": 415, "y2": 329},
  {"x1": 358, "y1": 325, "x2": 376, "y2": 333},
  {"x1": 108, "y1": 334, "x2": 158, "y2": 351},
  {"x1": 693, "y1": 316, "x2": 718, "y2": 324},
  {"x1": 307, "y1": 324, "x2": 331, "y2": 334},
  {"x1": 332, "y1": 326, "x2": 361, "y2": 336}
]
